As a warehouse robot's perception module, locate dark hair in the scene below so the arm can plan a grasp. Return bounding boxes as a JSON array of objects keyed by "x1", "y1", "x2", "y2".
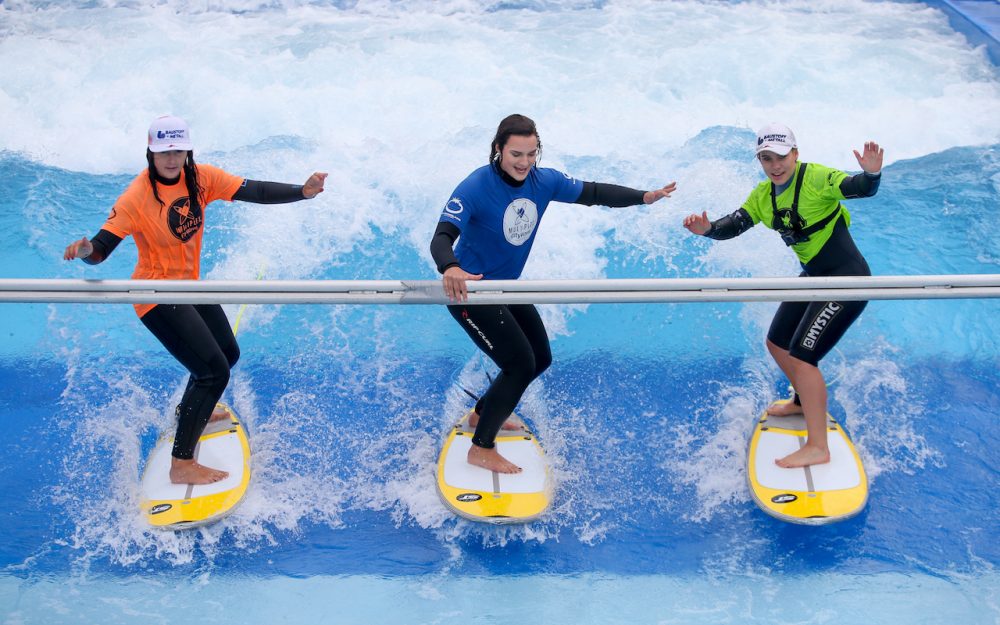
[
  {"x1": 146, "y1": 149, "x2": 203, "y2": 214},
  {"x1": 489, "y1": 114, "x2": 541, "y2": 163}
]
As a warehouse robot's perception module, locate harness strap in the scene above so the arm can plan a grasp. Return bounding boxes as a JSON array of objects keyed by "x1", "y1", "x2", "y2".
[
  {"x1": 770, "y1": 162, "x2": 808, "y2": 231},
  {"x1": 801, "y1": 203, "x2": 842, "y2": 236},
  {"x1": 770, "y1": 162, "x2": 841, "y2": 237}
]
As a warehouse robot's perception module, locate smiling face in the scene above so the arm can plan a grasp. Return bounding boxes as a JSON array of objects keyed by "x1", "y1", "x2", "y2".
[
  {"x1": 496, "y1": 134, "x2": 539, "y2": 182},
  {"x1": 757, "y1": 148, "x2": 799, "y2": 185},
  {"x1": 151, "y1": 150, "x2": 188, "y2": 179}
]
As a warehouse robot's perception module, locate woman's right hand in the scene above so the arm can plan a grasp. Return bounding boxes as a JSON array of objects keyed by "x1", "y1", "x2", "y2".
[
  {"x1": 443, "y1": 266, "x2": 483, "y2": 303},
  {"x1": 63, "y1": 237, "x2": 93, "y2": 260},
  {"x1": 682, "y1": 211, "x2": 712, "y2": 235},
  {"x1": 302, "y1": 172, "x2": 328, "y2": 198}
]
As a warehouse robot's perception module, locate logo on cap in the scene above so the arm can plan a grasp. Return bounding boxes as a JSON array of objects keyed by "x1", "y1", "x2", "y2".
[{"x1": 157, "y1": 129, "x2": 187, "y2": 140}]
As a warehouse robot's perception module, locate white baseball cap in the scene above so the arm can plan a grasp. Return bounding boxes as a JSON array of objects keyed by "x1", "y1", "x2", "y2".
[
  {"x1": 147, "y1": 115, "x2": 193, "y2": 152},
  {"x1": 755, "y1": 123, "x2": 797, "y2": 156}
]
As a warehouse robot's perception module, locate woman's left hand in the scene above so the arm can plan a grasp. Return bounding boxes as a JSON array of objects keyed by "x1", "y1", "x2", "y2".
[
  {"x1": 644, "y1": 181, "x2": 677, "y2": 204},
  {"x1": 853, "y1": 141, "x2": 884, "y2": 174},
  {"x1": 303, "y1": 172, "x2": 328, "y2": 198}
]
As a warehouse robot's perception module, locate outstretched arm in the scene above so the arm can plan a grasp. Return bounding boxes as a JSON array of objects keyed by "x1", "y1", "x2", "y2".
[
  {"x1": 853, "y1": 141, "x2": 883, "y2": 174},
  {"x1": 63, "y1": 229, "x2": 122, "y2": 265},
  {"x1": 683, "y1": 208, "x2": 754, "y2": 240},
  {"x1": 642, "y1": 181, "x2": 677, "y2": 205},
  {"x1": 841, "y1": 141, "x2": 884, "y2": 199},
  {"x1": 63, "y1": 237, "x2": 93, "y2": 261},
  {"x1": 232, "y1": 172, "x2": 328, "y2": 203},
  {"x1": 301, "y1": 172, "x2": 327, "y2": 198},
  {"x1": 575, "y1": 181, "x2": 676, "y2": 207}
]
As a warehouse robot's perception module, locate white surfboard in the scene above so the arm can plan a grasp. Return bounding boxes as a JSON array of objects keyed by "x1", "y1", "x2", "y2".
[
  {"x1": 747, "y1": 401, "x2": 867, "y2": 525},
  {"x1": 436, "y1": 411, "x2": 551, "y2": 524},
  {"x1": 139, "y1": 403, "x2": 251, "y2": 530}
]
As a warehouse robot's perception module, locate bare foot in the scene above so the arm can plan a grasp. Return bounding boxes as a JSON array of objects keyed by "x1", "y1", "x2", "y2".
[
  {"x1": 466, "y1": 410, "x2": 523, "y2": 431},
  {"x1": 467, "y1": 445, "x2": 522, "y2": 474},
  {"x1": 170, "y1": 458, "x2": 229, "y2": 484},
  {"x1": 209, "y1": 405, "x2": 232, "y2": 423},
  {"x1": 766, "y1": 400, "x2": 803, "y2": 417},
  {"x1": 775, "y1": 444, "x2": 830, "y2": 468}
]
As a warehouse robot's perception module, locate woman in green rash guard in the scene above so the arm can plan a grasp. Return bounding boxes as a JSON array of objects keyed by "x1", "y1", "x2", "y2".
[{"x1": 683, "y1": 123, "x2": 883, "y2": 469}]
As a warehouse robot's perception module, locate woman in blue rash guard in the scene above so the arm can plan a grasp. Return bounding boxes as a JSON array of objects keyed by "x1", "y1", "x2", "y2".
[
  {"x1": 430, "y1": 113, "x2": 676, "y2": 474},
  {"x1": 683, "y1": 123, "x2": 883, "y2": 469}
]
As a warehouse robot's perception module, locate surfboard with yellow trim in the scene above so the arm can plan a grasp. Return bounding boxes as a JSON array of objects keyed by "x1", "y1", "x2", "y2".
[
  {"x1": 139, "y1": 403, "x2": 251, "y2": 530},
  {"x1": 436, "y1": 411, "x2": 551, "y2": 524},
  {"x1": 747, "y1": 400, "x2": 867, "y2": 525}
]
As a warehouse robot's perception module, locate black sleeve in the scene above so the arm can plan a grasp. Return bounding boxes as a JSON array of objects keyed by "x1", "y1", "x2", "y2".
[
  {"x1": 574, "y1": 181, "x2": 647, "y2": 207},
  {"x1": 839, "y1": 171, "x2": 881, "y2": 199},
  {"x1": 231, "y1": 179, "x2": 306, "y2": 204},
  {"x1": 704, "y1": 208, "x2": 755, "y2": 240},
  {"x1": 83, "y1": 229, "x2": 123, "y2": 265},
  {"x1": 430, "y1": 221, "x2": 461, "y2": 274}
]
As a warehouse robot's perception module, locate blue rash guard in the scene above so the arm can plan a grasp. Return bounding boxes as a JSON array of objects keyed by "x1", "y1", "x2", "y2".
[{"x1": 438, "y1": 164, "x2": 584, "y2": 279}]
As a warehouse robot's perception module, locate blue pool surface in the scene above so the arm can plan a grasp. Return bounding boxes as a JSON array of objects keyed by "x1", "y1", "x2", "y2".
[{"x1": 1, "y1": 1, "x2": 998, "y2": 623}]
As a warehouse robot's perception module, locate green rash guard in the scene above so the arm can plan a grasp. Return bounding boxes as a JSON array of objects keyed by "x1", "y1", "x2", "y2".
[{"x1": 740, "y1": 161, "x2": 850, "y2": 264}]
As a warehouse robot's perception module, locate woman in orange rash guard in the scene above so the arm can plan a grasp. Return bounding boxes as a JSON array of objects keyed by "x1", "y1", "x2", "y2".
[{"x1": 64, "y1": 115, "x2": 327, "y2": 485}]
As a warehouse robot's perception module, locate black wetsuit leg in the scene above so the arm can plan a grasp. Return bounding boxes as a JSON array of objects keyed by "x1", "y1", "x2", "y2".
[
  {"x1": 140, "y1": 304, "x2": 240, "y2": 459},
  {"x1": 767, "y1": 282, "x2": 869, "y2": 366},
  {"x1": 447, "y1": 303, "x2": 551, "y2": 449},
  {"x1": 766, "y1": 218, "x2": 871, "y2": 366}
]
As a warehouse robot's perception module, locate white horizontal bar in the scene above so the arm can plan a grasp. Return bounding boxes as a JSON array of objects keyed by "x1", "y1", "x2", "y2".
[
  {"x1": 0, "y1": 276, "x2": 998, "y2": 304},
  {"x1": 5, "y1": 274, "x2": 1000, "y2": 292}
]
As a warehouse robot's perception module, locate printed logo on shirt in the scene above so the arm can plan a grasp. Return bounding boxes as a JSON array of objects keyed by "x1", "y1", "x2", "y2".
[
  {"x1": 502, "y1": 198, "x2": 538, "y2": 246},
  {"x1": 167, "y1": 196, "x2": 203, "y2": 242},
  {"x1": 442, "y1": 197, "x2": 465, "y2": 222},
  {"x1": 562, "y1": 172, "x2": 577, "y2": 184}
]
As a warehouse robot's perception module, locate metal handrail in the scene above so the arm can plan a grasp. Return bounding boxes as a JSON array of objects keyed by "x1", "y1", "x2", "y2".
[{"x1": 1, "y1": 275, "x2": 998, "y2": 304}]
